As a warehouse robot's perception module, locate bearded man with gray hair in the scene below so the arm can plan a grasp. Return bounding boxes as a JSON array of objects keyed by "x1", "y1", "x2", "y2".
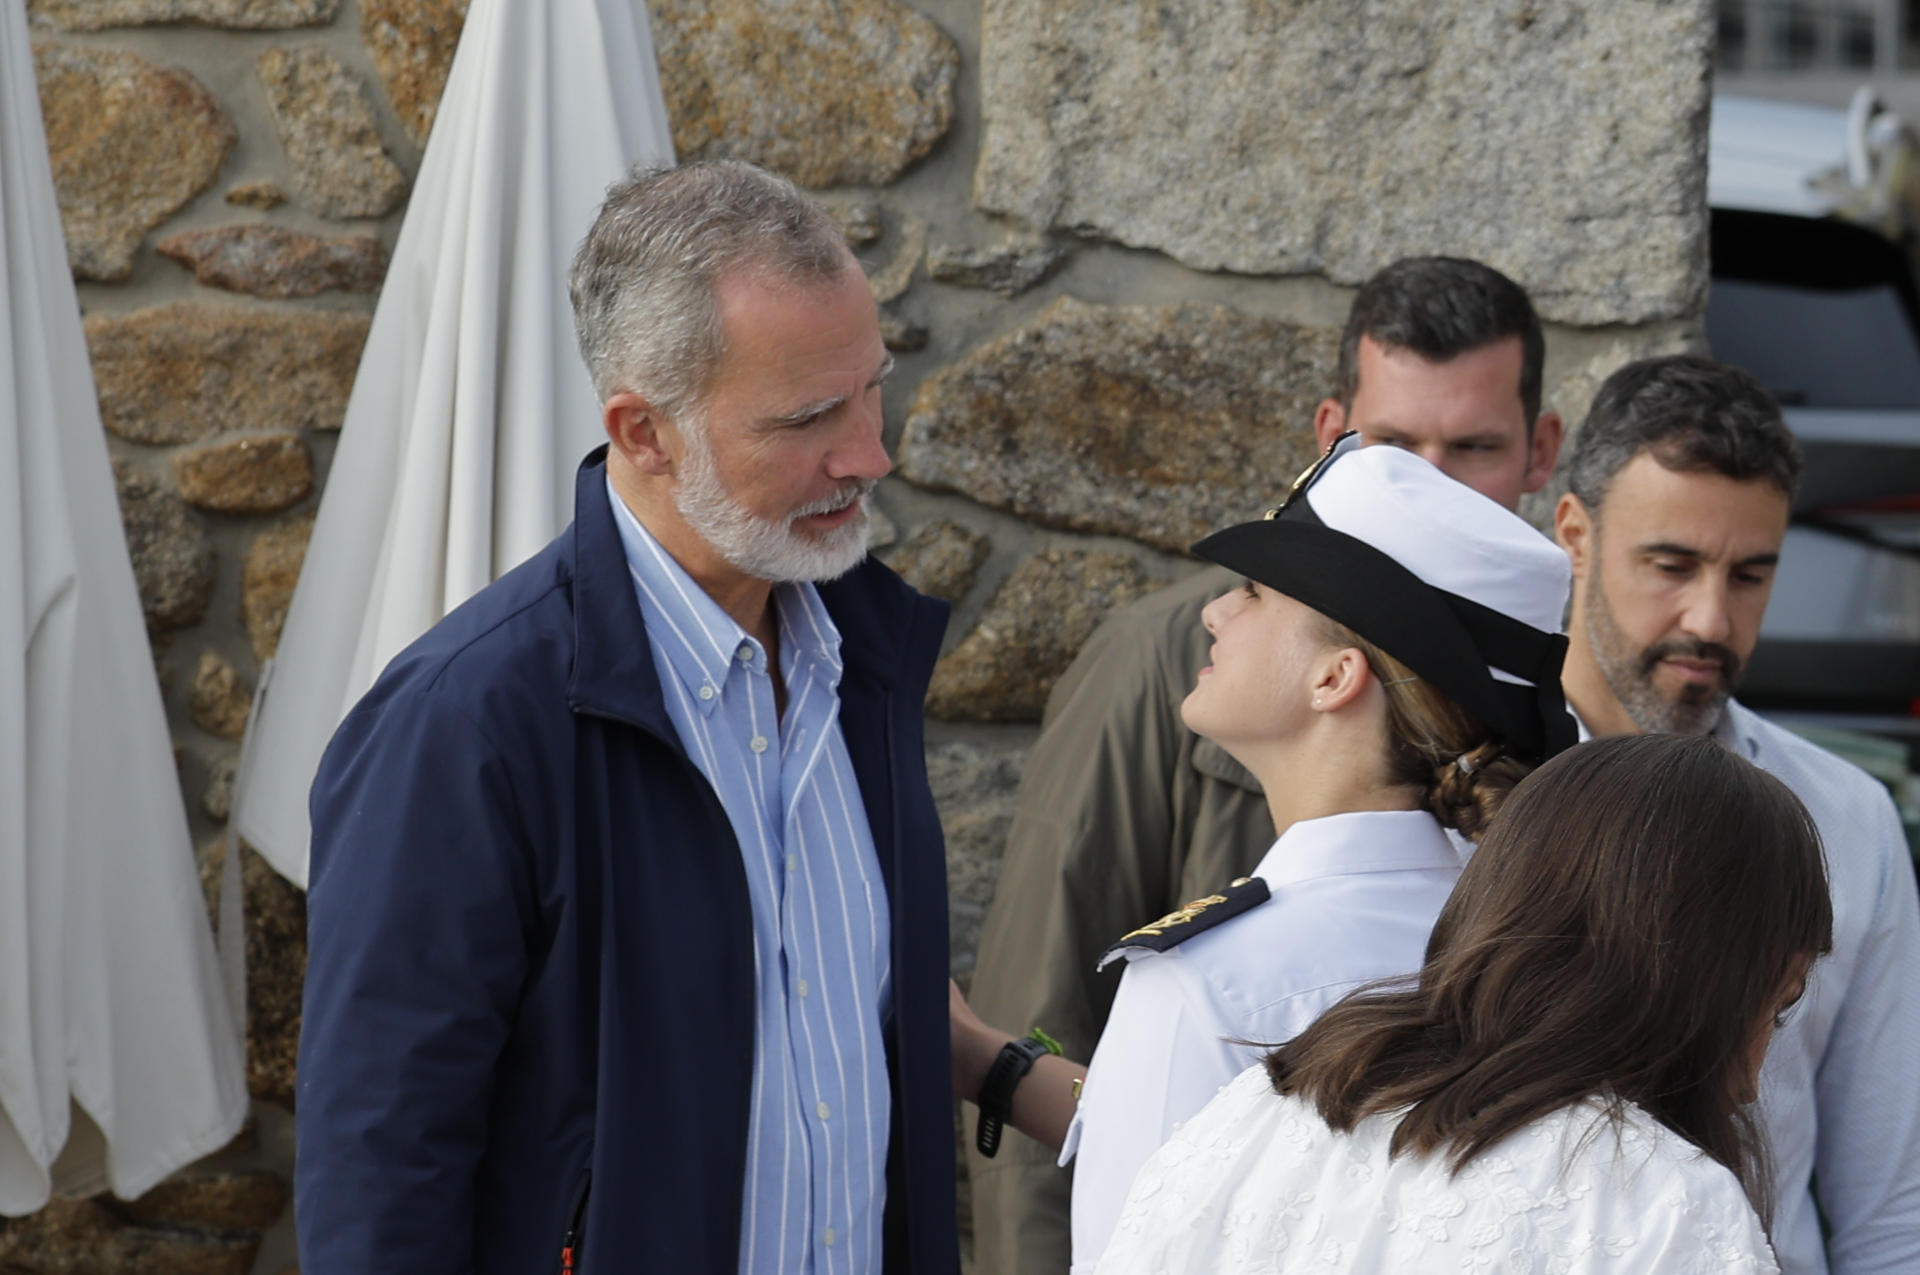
[{"x1": 296, "y1": 160, "x2": 960, "y2": 1275}]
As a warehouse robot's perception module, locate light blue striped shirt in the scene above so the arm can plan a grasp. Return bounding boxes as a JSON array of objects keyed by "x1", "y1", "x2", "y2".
[{"x1": 608, "y1": 480, "x2": 891, "y2": 1275}]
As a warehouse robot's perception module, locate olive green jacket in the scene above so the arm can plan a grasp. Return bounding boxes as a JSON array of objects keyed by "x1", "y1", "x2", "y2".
[{"x1": 965, "y1": 566, "x2": 1277, "y2": 1275}]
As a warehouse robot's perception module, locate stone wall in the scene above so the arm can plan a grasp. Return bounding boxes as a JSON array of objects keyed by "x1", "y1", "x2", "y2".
[{"x1": 8, "y1": 0, "x2": 1710, "y2": 1270}]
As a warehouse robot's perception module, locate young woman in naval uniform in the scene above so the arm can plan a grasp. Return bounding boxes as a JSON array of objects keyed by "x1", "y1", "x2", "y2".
[{"x1": 953, "y1": 434, "x2": 1579, "y2": 1271}]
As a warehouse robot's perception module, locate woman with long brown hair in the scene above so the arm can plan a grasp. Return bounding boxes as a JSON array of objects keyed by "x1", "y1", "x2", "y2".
[{"x1": 1091, "y1": 731, "x2": 1832, "y2": 1273}]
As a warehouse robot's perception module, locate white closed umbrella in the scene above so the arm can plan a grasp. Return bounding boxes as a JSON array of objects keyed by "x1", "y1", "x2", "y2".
[
  {"x1": 232, "y1": 0, "x2": 676, "y2": 886},
  {"x1": 0, "y1": 0, "x2": 246, "y2": 1214}
]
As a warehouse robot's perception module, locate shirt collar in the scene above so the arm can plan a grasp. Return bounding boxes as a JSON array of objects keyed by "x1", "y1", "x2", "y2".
[
  {"x1": 775, "y1": 568, "x2": 846, "y2": 688},
  {"x1": 1253, "y1": 808, "x2": 1461, "y2": 888},
  {"x1": 1569, "y1": 700, "x2": 1761, "y2": 760},
  {"x1": 605, "y1": 476, "x2": 843, "y2": 712},
  {"x1": 1713, "y1": 699, "x2": 1762, "y2": 759}
]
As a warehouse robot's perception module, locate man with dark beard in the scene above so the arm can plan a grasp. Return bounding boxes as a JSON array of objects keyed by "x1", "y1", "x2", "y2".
[
  {"x1": 1555, "y1": 354, "x2": 1920, "y2": 1275},
  {"x1": 295, "y1": 161, "x2": 959, "y2": 1275}
]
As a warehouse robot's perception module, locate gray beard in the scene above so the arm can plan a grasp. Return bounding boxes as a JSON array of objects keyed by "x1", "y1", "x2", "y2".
[
  {"x1": 1583, "y1": 559, "x2": 1733, "y2": 737},
  {"x1": 673, "y1": 419, "x2": 874, "y2": 585}
]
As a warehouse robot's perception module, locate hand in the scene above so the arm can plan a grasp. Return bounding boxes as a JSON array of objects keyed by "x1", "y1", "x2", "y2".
[
  {"x1": 950, "y1": 978, "x2": 1014, "y2": 1103},
  {"x1": 949, "y1": 979, "x2": 1085, "y2": 1152}
]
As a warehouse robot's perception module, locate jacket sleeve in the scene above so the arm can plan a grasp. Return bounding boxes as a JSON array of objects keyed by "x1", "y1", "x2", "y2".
[
  {"x1": 295, "y1": 686, "x2": 539, "y2": 1275},
  {"x1": 965, "y1": 570, "x2": 1243, "y2": 1275},
  {"x1": 1814, "y1": 790, "x2": 1920, "y2": 1275}
]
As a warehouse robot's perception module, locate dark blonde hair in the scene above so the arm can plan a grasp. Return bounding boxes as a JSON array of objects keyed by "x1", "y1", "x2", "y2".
[
  {"x1": 1266, "y1": 734, "x2": 1833, "y2": 1222},
  {"x1": 1317, "y1": 617, "x2": 1526, "y2": 840}
]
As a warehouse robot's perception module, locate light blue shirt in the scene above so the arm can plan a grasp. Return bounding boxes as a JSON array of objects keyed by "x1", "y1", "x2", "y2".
[
  {"x1": 609, "y1": 480, "x2": 891, "y2": 1275},
  {"x1": 1717, "y1": 703, "x2": 1920, "y2": 1275}
]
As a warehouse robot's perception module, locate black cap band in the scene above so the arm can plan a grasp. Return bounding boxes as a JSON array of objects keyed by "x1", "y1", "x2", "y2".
[{"x1": 1192, "y1": 503, "x2": 1575, "y2": 763}]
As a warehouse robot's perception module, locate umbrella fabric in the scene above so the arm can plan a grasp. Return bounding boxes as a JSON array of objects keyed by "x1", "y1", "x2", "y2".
[
  {"x1": 0, "y1": 0, "x2": 246, "y2": 1214},
  {"x1": 233, "y1": 0, "x2": 676, "y2": 887}
]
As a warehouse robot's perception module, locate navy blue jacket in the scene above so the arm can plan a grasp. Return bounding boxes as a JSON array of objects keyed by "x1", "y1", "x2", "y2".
[{"x1": 296, "y1": 449, "x2": 958, "y2": 1274}]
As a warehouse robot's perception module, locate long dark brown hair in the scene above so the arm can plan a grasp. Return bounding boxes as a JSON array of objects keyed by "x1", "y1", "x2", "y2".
[{"x1": 1266, "y1": 733, "x2": 1833, "y2": 1220}]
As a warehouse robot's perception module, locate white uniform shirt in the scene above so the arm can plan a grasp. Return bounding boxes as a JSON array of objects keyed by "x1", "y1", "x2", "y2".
[
  {"x1": 1713, "y1": 702, "x2": 1920, "y2": 1275},
  {"x1": 1061, "y1": 808, "x2": 1463, "y2": 1273},
  {"x1": 1092, "y1": 1064, "x2": 1780, "y2": 1275}
]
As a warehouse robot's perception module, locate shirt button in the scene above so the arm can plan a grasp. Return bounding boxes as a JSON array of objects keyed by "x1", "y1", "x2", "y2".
[
  {"x1": 816, "y1": 1100, "x2": 831, "y2": 1120},
  {"x1": 736, "y1": 642, "x2": 754, "y2": 662},
  {"x1": 797, "y1": 978, "x2": 810, "y2": 998},
  {"x1": 786, "y1": 854, "x2": 797, "y2": 873},
  {"x1": 697, "y1": 684, "x2": 715, "y2": 701},
  {"x1": 749, "y1": 735, "x2": 769, "y2": 753},
  {"x1": 824, "y1": 1228, "x2": 837, "y2": 1248}
]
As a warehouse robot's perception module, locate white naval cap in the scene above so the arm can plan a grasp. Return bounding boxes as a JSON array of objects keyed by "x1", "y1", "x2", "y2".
[
  {"x1": 1192, "y1": 434, "x2": 1577, "y2": 762},
  {"x1": 1303, "y1": 441, "x2": 1570, "y2": 649}
]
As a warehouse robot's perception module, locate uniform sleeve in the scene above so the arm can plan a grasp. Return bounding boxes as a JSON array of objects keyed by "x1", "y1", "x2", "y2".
[
  {"x1": 964, "y1": 579, "x2": 1216, "y2": 1275},
  {"x1": 295, "y1": 688, "x2": 539, "y2": 1275},
  {"x1": 1813, "y1": 792, "x2": 1920, "y2": 1275},
  {"x1": 1066, "y1": 952, "x2": 1249, "y2": 1273},
  {"x1": 1084, "y1": 1070, "x2": 1275, "y2": 1275}
]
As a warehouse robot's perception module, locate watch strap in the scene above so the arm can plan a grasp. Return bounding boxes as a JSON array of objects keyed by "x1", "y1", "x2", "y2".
[{"x1": 974, "y1": 1035, "x2": 1053, "y2": 1158}]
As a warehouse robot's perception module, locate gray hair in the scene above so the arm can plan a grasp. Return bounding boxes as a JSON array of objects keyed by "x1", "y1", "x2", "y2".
[
  {"x1": 1565, "y1": 354, "x2": 1801, "y2": 517},
  {"x1": 567, "y1": 160, "x2": 853, "y2": 414}
]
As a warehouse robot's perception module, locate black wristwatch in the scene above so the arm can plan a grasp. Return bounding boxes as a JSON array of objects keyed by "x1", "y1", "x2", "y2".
[{"x1": 974, "y1": 1036, "x2": 1054, "y2": 1157}]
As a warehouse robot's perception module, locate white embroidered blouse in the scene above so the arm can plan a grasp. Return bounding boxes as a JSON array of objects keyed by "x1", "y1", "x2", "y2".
[{"x1": 1092, "y1": 1065, "x2": 1780, "y2": 1275}]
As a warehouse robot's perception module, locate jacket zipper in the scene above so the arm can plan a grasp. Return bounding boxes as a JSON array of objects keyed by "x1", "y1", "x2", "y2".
[{"x1": 558, "y1": 1167, "x2": 592, "y2": 1274}]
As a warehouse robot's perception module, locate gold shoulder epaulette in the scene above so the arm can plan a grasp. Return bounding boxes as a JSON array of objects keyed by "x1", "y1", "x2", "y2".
[{"x1": 1096, "y1": 876, "x2": 1271, "y2": 970}]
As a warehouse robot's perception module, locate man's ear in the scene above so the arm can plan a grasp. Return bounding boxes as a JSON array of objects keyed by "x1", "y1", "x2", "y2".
[
  {"x1": 1312, "y1": 398, "x2": 1348, "y2": 451},
  {"x1": 603, "y1": 392, "x2": 676, "y2": 477},
  {"x1": 1523, "y1": 411, "x2": 1564, "y2": 494},
  {"x1": 1555, "y1": 491, "x2": 1594, "y2": 575}
]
